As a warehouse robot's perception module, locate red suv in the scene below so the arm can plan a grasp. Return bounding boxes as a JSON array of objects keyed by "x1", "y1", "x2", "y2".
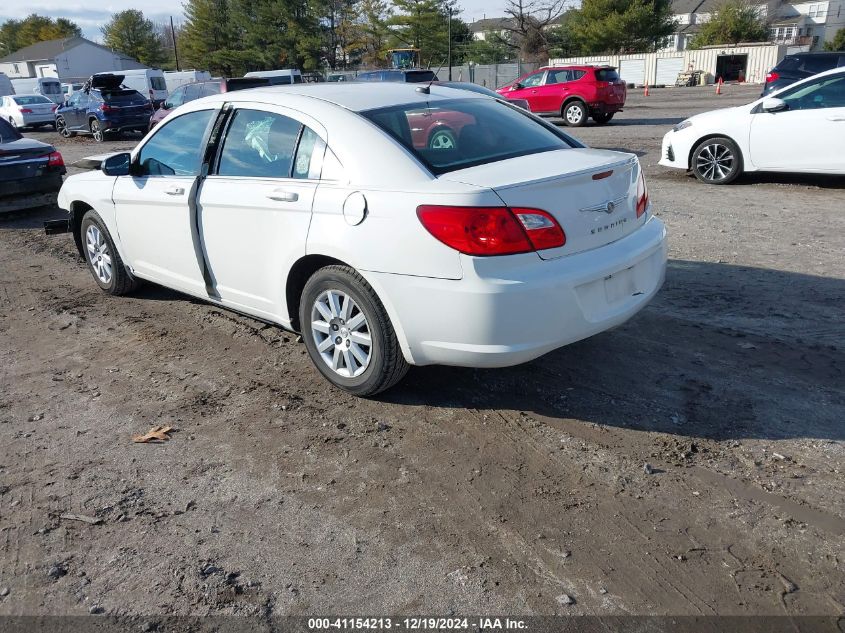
[{"x1": 497, "y1": 66, "x2": 626, "y2": 126}]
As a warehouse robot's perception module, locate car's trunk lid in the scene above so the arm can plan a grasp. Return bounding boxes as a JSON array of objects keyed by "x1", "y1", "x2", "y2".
[
  {"x1": 0, "y1": 139, "x2": 53, "y2": 183},
  {"x1": 441, "y1": 148, "x2": 644, "y2": 259}
]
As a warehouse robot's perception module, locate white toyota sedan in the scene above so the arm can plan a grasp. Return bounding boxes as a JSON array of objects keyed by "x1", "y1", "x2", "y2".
[
  {"x1": 660, "y1": 67, "x2": 845, "y2": 184},
  {"x1": 56, "y1": 83, "x2": 667, "y2": 395}
]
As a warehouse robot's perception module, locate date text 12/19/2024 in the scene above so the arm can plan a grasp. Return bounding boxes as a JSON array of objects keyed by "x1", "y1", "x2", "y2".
[{"x1": 308, "y1": 618, "x2": 529, "y2": 630}]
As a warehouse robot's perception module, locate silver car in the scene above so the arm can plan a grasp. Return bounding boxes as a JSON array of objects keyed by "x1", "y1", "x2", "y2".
[{"x1": 0, "y1": 94, "x2": 56, "y2": 130}]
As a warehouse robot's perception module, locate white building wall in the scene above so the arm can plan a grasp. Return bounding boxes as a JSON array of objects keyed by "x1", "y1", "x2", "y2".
[
  {"x1": 53, "y1": 42, "x2": 142, "y2": 80},
  {"x1": 0, "y1": 60, "x2": 36, "y2": 78},
  {"x1": 549, "y1": 44, "x2": 787, "y2": 85}
]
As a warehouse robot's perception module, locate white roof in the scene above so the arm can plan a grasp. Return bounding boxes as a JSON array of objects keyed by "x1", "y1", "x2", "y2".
[{"x1": 202, "y1": 82, "x2": 486, "y2": 112}]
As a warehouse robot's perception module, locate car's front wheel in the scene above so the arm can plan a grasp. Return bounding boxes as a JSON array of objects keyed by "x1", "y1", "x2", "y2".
[
  {"x1": 56, "y1": 116, "x2": 74, "y2": 138},
  {"x1": 691, "y1": 137, "x2": 742, "y2": 185},
  {"x1": 81, "y1": 211, "x2": 139, "y2": 295},
  {"x1": 300, "y1": 265, "x2": 409, "y2": 396},
  {"x1": 562, "y1": 101, "x2": 587, "y2": 127},
  {"x1": 89, "y1": 118, "x2": 104, "y2": 142}
]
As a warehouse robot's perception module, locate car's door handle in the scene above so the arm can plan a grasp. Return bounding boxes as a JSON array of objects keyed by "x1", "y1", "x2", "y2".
[
  {"x1": 267, "y1": 190, "x2": 299, "y2": 202},
  {"x1": 164, "y1": 186, "x2": 184, "y2": 195}
]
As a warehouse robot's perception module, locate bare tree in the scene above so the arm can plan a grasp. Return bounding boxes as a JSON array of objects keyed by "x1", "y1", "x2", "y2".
[{"x1": 497, "y1": 0, "x2": 568, "y2": 62}]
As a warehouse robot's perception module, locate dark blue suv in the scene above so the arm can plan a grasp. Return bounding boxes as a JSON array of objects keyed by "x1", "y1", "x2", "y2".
[{"x1": 55, "y1": 74, "x2": 152, "y2": 142}]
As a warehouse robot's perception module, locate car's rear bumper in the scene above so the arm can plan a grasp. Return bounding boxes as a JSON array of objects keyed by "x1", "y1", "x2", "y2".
[
  {"x1": 20, "y1": 114, "x2": 55, "y2": 126},
  {"x1": 366, "y1": 215, "x2": 667, "y2": 368},
  {"x1": 589, "y1": 102, "x2": 624, "y2": 115},
  {"x1": 101, "y1": 116, "x2": 150, "y2": 132}
]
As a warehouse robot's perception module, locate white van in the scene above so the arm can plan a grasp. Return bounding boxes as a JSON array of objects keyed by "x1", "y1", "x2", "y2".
[
  {"x1": 0, "y1": 73, "x2": 14, "y2": 97},
  {"x1": 98, "y1": 69, "x2": 168, "y2": 104},
  {"x1": 243, "y1": 69, "x2": 303, "y2": 85},
  {"x1": 9, "y1": 77, "x2": 62, "y2": 103},
  {"x1": 163, "y1": 70, "x2": 212, "y2": 91},
  {"x1": 61, "y1": 82, "x2": 84, "y2": 101}
]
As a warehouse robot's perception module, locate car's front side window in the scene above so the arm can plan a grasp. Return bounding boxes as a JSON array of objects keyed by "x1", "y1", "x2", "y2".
[
  {"x1": 217, "y1": 109, "x2": 306, "y2": 178},
  {"x1": 519, "y1": 72, "x2": 545, "y2": 88},
  {"x1": 779, "y1": 74, "x2": 845, "y2": 111},
  {"x1": 136, "y1": 109, "x2": 215, "y2": 176}
]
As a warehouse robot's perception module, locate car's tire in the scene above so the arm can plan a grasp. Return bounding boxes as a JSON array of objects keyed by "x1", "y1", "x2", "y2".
[
  {"x1": 593, "y1": 112, "x2": 614, "y2": 124},
  {"x1": 80, "y1": 210, "x2": 139, "y2": 296},
  {"x1": 89, "y1": 118, "x2": 104, "y2": 142},
  {"x1": 299, "y1": 265, "x2": 409, "y2": 396},
  {"x1": 562, "y1": 100, "x2": 587, "y2": 127},
  {"x1": 8, "y1": 117, "x2": 18, "y2": 130},
  {"x1": 56, "y1": 117, "x2": 74, "y2": 138},
  {"x1": 428, "y1": 127, "x2": 457, "y2": 150},
  {"x1": 691, "y1": 136, "x2": 743, "y2": 185}
]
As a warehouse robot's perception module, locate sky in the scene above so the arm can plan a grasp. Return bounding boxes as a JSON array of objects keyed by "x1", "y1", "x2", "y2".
[{"x1": 1, "y1": 0, "x2": 502, "y2": 43}]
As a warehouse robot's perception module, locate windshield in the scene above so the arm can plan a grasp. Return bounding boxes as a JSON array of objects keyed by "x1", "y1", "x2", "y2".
[
  {"x1": 151, "y1": 76, "x2": 167, "y2": 90},
  {"x1": 362, "y1": 98, "x2": 575, "y2": 175},
  {"x1": 41, "y1": 82, "x2": 61, "y2": 94},
  {"x1": 0, "y1": 118, "x2": 22, "y2": 142},
  {"x1": 14, "y1": 95, "x2": 52, "y2": 105}
]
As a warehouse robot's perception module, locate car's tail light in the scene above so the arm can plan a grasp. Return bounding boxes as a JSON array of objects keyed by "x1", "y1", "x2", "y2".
[
  {"x1": 47, "y1": 151, "x2": 64, "y2": 167},
  {"x1": 51, "y1": 104, "x2": 58, "y2": 112},
  {"x1": 100, "y1": 103, "x2": 113, "y2": 112},
  {"x1": 19, "y1": 107, "x2": 33, "y2": 113},
  {"x1": 416, "y1": 205, "x2": 565, "y2": 256},
  {"x1": 636, "y1": 170, "x2": 649, "y2": 218},
  {"x1": 766, "y1": 71, "x2": 779, "y2": 83}
]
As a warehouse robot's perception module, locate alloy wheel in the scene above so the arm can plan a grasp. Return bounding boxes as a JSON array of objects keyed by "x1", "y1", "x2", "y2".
[
  {"x1": 565, "y1": 104, "x2": 584, "y2": 125},
  {"x1": 85, "y1": 224, "x2": 113, "y2": 285},
  {"x1": 310, "y1": 289, "x2": 372, "y2": 378},
  {"x1": 429, "y1": 129, "x2": 456, "y2": 150},
  {"x1": 695, "y1": 143, "x2": 734, "y2": 182},
  {"x1": 56, "y1": 117, "x2": 69, "y2": 138},
  {"x1": 90, "y1": 120, "x2": 103, "y2": 142}
]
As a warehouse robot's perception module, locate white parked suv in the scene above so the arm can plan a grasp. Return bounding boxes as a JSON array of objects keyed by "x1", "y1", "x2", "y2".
[{"x1": 55, "y1": 83, "x2": 667, "y2": 395}]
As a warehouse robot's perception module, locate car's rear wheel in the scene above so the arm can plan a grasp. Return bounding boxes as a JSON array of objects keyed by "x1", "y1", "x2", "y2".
[
  {"x1": 562, "y1": 101, "x2": 587, "y2": 127},
  {"x1": 81, "y1": 211, "x2": 139, "y2": 295},
  {"x1": 593, "y1": 112, "x2": 614, "y2": 124},
  {"x1": 56, "y1": 117, "x2": 74, "y2": 138},
  {"x1": 89, "y1": 119, "x2": 104, "y2": 142},
  {"x1": 300, "y1": 265, "x2": 409, "y2": 396},
  {"x1": 428, "y1": 128, "x2": 456, "y2": 150},
  {"x1": 691, "y1": 137, "x2": 742, "y2": 185},
  {"x1": 7, "y1": 117, "x2": 18, "y2": 130}
]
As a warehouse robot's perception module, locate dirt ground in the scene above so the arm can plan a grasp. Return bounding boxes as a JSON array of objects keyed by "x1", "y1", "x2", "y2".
[{"x1": 1, "y1": 84, "x2": 843, "y2": 618}]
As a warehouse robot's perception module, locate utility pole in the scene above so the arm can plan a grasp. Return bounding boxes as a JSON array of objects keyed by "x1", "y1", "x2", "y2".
[
  {"x1": 170, "y1": 16, "x2": 181, "y2": 72},
  {"x1": 447, "y1": 7, "x2": 452, "y2": 81}
]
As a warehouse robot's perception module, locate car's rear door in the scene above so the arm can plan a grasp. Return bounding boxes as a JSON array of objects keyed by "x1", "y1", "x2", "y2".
[
  {"x1": 196, "y1": 104, "x2": 324, "y2": 319},
  {"x1": 749, "y1": 72, "x2": 845, "y2": 171},
  {"x1": 113, "y1": 108, "x2": 217, "y2": 294}
]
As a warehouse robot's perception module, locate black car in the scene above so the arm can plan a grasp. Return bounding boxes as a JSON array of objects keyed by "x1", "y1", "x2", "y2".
[
  {"x1": 0, "y1": 118, "x2": 65, "y2": 213},
  {"x1": 762, "y1": 52, "x2": 845, "y2": 95},
  {"x1": 149, "y1": 77, "x2": 271, "y2": 130},
  {"x1": 55, "y1": 74, "x2": 153, "y2": 142},
  {"x1": 357, "y1": 69, "x2": 438, "y2": 83}
]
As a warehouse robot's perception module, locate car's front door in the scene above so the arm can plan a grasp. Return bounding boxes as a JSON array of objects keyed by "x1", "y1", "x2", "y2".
[
  {"x1": 65, "y1": 92, "x2": 86, "y2": 128},
  {"x1": 507, "y1": 71, "x2": 546, "y2": 112},
  {"x1": 196, "y1": 105, "x2": 324, "y2": 319},
  {"x1": 113, "y1": 108, "x2": 217, "y2": 295},
  {"x1": 534, "y1": 69, "x2": 574, "y2": 113},
  {"x1": 749, "y1": 73, "x2": 845, "y2": 171}
]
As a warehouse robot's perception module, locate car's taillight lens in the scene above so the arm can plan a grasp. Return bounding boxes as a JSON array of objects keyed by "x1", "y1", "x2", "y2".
[
  {"x1": 19, "y1": 107, "x2": 33, "y2": 113},
  {"x1": 766, "y1": 71, "x2": 779, "y2": 83},
  {"x1": 416, "y1": 205, "x2": 565, "y2": 256},
  {"x1": 47, "y1": 151, "x2": 64, "y2": 167},
  {"x1": 636, "y1": 170, "x2": 649, "y2": 218},
  {"x1": 100, "y1": 103, "x2": 112, "y2": 112}
]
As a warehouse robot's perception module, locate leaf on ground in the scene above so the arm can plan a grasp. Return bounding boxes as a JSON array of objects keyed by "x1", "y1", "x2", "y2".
[{"x1": 132, "y1": 425, "x2": 174, "y2": 443}]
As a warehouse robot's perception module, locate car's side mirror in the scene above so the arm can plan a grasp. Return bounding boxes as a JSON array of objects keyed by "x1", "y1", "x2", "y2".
[
  {"x1": 512, "y1": 83, "x2": 523, "y2": 90},
  {"x1": 101, "y1": 152, "x2": 131, "y2": 176},
  {"x1": 762, "y1": 97, "x2": 788, "y2": 113}
]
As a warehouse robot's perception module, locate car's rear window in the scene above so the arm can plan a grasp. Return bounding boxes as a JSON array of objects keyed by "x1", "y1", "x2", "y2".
[
  {"x1": 13, "y1": 95, "x2": 52, "y2": 105},
  {"x1": 99, "y1": 89, "x2": 145, "y2": 103},
  {"x1": 802, "y1": 56, "x2": 838, "y2": 74},
  {"x1": 594, "y1": 68, "x2": 620, "y2": 82},
  {"x1": 405, "y1": 70, "x2": 436, "y2": 83},
  {"x1": 0, "y1": 118, "x2": 22, "y2": 142},
  {"x1": 362, "y1": 98, "x2": 575, "y2": 175}
]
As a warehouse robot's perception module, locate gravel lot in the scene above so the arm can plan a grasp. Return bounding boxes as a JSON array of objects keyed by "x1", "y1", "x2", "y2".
[{"x1": 1, "y1": 84, "x2": 843, "y2": 618}]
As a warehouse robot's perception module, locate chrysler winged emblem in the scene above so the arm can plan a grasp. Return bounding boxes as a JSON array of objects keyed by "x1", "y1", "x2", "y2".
[{"x1": 580, "y1": 196, "x2": 626, "y2": 214}]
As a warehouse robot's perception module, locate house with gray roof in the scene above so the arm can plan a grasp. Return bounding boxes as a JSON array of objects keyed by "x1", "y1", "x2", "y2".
[{"x1": 0, "y1": 37, "x2": 146, "y2": 83}]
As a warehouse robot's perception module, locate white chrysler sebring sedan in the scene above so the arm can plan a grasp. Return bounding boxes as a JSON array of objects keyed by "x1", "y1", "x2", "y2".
[
  {"x1": 660, "y1": 67, "x2": 845, "y2": 184},
  {"x1": 56, "y1": 83, "x2": 667, "y2": 395}
]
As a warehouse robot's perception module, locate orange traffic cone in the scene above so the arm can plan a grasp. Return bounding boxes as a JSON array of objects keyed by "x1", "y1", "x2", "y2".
[
  {"x1": 715, "y1": 78, "x2": 722, "y2": 95},
  {"x1": 643, "y1": 85, "x2": 649, "y2": 97}
]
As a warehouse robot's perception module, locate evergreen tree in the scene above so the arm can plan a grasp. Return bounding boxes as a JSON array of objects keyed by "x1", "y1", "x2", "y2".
[
  {"x1": 101, "y1": 10, "x2": 168, "y2": 67},
  {"x1": 826, "y1": 28, "x2": 845, "y2": 51},
  {"x1": 181, "y1": 0, "x2": 240, "y2": 75},
  {"x1": 566, "y1": 0, "x2": 676, "y2": 54},
  {"x1": 689, "y1": 0, "x2": 768, "y2": 48}
]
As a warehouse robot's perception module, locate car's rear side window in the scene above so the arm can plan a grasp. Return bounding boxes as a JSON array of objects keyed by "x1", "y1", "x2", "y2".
[
  {"x1": 594, "y1": 68, "x2": 620, "y2": 82},
  {"x1": 362, "y1": 98, "x2": 575, "y2": 175}
]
